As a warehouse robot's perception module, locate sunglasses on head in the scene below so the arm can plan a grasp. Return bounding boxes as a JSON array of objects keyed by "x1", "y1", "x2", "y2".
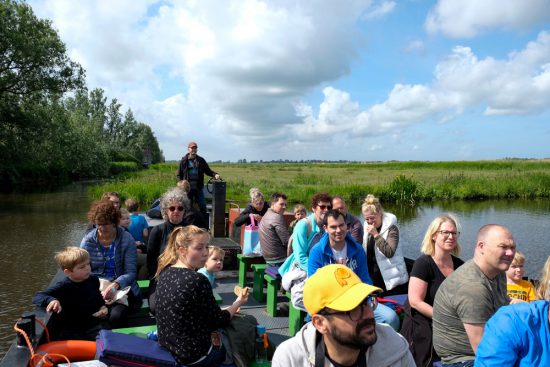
[{"x1": 169, "y1": 206, "x2": 184, "y2": 212}]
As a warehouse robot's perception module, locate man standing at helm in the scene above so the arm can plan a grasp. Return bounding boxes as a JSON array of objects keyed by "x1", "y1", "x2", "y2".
[{"x1": 176, "y1": 141, "x2": 220, "y2": 215}]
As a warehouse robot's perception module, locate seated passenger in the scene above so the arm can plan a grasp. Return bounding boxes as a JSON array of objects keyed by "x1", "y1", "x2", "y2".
[
  {"x1": 258, "y1": 192, "x2": 290, "y2": 266},
  {"x1": 234, "y1": 188, "x2": 269, "y2": 227},
  {"x1": 308, "y1": 209, "x2": 400, "y2": 331},
  {"x1": 33, "y1": 247, "x2": 107, "y2": 340},
  {"x1": 288, "y1": 204, "x2": 306, "y2": 235},
  {"x1": 197, "y1": 246, "x2": 225, "y2": 287},
  {"x1": 361, "y1": 194, "x2": 408, "y2": 295},
  {"x1": 506, "y1": 250, "x2": 536, "y2": 303},
  {"x1": 125, "y1": 198, "x2": 149, "y2": 245},
  {"x1": 155, "y1": 226, "x2": 248, "y2": 366},
  {"x1": 400, "y1": 213, "x2": 464, "y2": 367},
  {"x1": 120, "y1": 208, "x2": 148, "y2": 280},
  {"x1": 332, "y1": 196, "x2": 363, "y2": 244}
]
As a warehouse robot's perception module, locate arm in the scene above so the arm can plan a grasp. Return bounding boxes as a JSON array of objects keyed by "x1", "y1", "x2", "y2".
[
  {"x1": 176, "y1": 157, "x2": 185, "y2": 181},
  {"x1": 114, "y1": 231, "x2": 137, "y2": 288},
  {"x1": 234, "y1": 207, "x2": 253, "y2": 227},
  {"x1": 374, "y1": 225, "x2": 399, "y2": 258},
  {"x1": 274, "y1": 215, "x2": 290, "y2": 250},
  {"x1": 200, "y1": 157, "x2": 217, "y2": 178},
  {"x1": 147, "y1": 225, "x2": 162, "y2": 278},
  {"x1": 349, "y1": 216, "x2": 364, "y2": 245},
  {"x1": 307, "y1": 243, "x2": 324, "y2": 277},
  {"x1": 463, "y1": 322, "x2": 486, "y2": 353},
  {"x1": 293, "y1": 219, "x2": 312, "y2": 272},
  {"x1": 408, "y1": 276, "x2": 433, "y2": 318},
  {"x1": 32, "y1": 280, "x2": 66, "y2": 309}
]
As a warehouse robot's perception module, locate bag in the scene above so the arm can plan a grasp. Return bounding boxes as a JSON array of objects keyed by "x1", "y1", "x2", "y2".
[
  {"x1": 224, "y1": 313, "x2": 258, "y2": 367},
  {"x1": 243, "y1": 214, "x2": 262, "y2": 256},
  {"x1": 96, "y1": 330, "x2": 176, "y2": 367}
]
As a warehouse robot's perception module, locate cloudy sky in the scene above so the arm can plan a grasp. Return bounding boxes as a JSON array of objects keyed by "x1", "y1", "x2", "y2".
[{"x1": 30, "y1": 0, "x2": 550, "y2": 162}]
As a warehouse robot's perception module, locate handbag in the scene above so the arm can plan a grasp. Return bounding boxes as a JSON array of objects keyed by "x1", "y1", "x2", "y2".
[{"x1": 242, "y1": 214, "x2": 262, "y2": 256}]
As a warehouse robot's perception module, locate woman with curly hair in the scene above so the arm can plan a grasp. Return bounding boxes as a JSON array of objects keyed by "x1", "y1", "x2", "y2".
[{"x1": 80, "y1": 199, "x2": 141, "y2": 328}]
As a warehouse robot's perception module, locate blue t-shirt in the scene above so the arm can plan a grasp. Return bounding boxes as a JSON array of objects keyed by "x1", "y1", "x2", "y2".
[
  {"x1": 100, "y1": 243, "x2": 116, "y2": 280},
  {"x1": 475, "y1": 300, "x2": 550, "y2": 366},
  {"x1": 129, "y1": 213, "x2": 148, "y2": 242},
  {"x1": 197, "y1": 268, "x2": 215, "y2": 286}
]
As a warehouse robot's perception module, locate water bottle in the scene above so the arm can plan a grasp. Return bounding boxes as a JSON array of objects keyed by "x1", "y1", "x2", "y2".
[{"x1": 255, "y1": 325, "x2": 267, "y2": 363}]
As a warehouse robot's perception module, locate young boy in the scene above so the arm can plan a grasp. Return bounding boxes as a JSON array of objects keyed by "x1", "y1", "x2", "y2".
[
  {"x1": 289, "y1": 204, "x2": 307, "y2": 235},
  {"x1": 197, "y1": 246, "x2": 225, "y2": 286},
  {"x1": 32, "y1": 247, "x2": 107, "y2": 340},
  {"x1": 120, "y1": 207, "x2": 148, "y2": 280},
  {"x1": 125, "y1": 198, "x2": 149, "y2": 245},
  {"x1": 506, "y1": 251, "x2": 536, "y2": 302}
]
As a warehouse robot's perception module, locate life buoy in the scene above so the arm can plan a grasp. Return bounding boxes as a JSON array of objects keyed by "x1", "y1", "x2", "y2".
[{"x1": 31, "y1": 340, "x2": 96, "y2": 367}]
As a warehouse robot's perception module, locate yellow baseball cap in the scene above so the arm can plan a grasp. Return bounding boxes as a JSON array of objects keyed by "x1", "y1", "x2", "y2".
[{"x1": 303, "y1": 264, "x2": 382, "y2": 315}]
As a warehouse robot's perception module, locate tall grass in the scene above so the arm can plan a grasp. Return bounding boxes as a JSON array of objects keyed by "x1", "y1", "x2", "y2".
[{"x1": 90, "y1": 160, "x2": 550, "y2": 206}]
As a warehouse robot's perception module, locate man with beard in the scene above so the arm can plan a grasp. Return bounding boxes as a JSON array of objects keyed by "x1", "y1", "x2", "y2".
[
  {"x1": 433, "y1": 224, "x2": 516, "y2": 366},
  {"x1": 176, "y1": 141, "x2": 220, "y2": 215},
  {"x1": 273, "y1": 264, "x2": 415, "y2": 366}
]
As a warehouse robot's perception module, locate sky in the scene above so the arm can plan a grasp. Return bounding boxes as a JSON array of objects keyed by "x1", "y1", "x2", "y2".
[{"x1": 29, "y1": 0, "x2": 550, "y2": 162}]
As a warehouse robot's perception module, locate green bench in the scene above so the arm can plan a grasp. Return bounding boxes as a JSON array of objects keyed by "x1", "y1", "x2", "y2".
[
  {"x1": 138, "y1": 279, "x2": 222, "y2": 305},
  {"x1": 285, "y1": 292, "x2": 306, "y2": 337},
  {"x1": 114, "y1": 324, "x2": 157, "y2": 338},
  {"x1": 264, "y1": 273, "x2": 281, "y2": 317},
  {"x1": 237, "y1": 254, "x2": 254, "y2": 287},
  {"x1": 251, "y1": 263, "x2": 268, "y2": 302}
]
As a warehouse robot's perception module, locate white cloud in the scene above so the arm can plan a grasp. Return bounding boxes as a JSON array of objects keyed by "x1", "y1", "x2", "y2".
[
  {"x1": 363, "y1": 1, "x2": 396, "y2": 20},
  {"x1": 403, "y1": 39, "x2": 425, "y2": 53},
  {"x1": 425, "y1": 0, "x2": 550, "y2": 38}
]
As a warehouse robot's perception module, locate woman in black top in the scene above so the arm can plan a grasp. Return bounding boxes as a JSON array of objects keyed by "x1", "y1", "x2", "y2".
[
  {"x1": 155, "y1": 226, "x2": 248, "y2": 366},
  {"x1": 400, "y1": 213, "x2": 464, "y2": 367},
  {"x1": 234, "y1": 188, "x2": 269, "y2": 227}
]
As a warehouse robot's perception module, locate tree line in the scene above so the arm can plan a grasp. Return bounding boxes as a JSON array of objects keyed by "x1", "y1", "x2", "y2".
[{"x1": 0, "y1": 0, "x2": 164, "y2": 191}]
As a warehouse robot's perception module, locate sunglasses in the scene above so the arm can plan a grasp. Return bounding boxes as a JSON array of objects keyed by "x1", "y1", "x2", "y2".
[
  {"x1": 317, "y1": 204, "x2": 332, "y2": 210},
  {"x1": 169, "y1": 206, "x2": 184, "y2": 212}
]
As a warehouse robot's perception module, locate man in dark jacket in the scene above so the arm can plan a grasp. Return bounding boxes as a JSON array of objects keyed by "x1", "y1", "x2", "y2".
[{"x1": 176, "y1": 141, "x2": 220, "y2": 214}]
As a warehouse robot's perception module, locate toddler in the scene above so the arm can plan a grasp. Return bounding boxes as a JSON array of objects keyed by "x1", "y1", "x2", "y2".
[
  {"x1": 289, "y1": 204, "x2": 307, "y2": 235},
  {"x1": 32, "y1": 247, "x2": 107, "y2": 340},
  {"x1": 506, "y1": 251, "x2": 535, "y2": 303},
  {"x1": 197, "y1": 246, "x2": 225, "y2": 286},
  {"x1": 125, "y1": 198, "x2": 149, "y2": 245}
]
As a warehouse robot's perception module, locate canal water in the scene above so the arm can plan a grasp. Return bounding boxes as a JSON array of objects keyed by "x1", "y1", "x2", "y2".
[{"x1": 0, "y1": 186, "x2": 549, "y2": 357}]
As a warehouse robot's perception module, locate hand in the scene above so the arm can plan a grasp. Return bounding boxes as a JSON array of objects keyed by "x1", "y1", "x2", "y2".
[
  {"x1": 367, "y1": 224, "x2": 379, "y2": 237},
  {"x1": 102, "y1": 283, "x2": 118, "y2": 300},
  {"x1": 235, "y1": 287, "x2": 250, "y2": 307},
  {"x1": 253, "y1": 214, "x2": 262, "y2": 222},
  {"x1": 92, "y1": 305, "x2": 109, "y2": 318},
  {"x1": 214, "y1": 174, "x2": 221, "y2": 180},
  {"x1": 46, "y1": 300, "x2": 62, "y2": 313}
]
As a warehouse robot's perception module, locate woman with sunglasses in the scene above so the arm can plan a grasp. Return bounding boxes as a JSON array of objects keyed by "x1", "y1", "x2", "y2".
[
  {"x1": 80, "y1": 199, "x2": 141, "y2": 328},
  {"x1": 400, "y1": 213, "x2": 464, "y2": 367}
]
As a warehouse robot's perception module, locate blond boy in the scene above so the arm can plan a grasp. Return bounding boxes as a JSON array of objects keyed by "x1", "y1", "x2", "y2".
[
  {"x1": 32, "y1": 247, "x2": 107, "y2": 340},
  {"x1": 506, "y1": 251, "x2": 536, "y2": 303},
  {"x1": 289, "y1": 204, "x2": 307, "y2": 235}
]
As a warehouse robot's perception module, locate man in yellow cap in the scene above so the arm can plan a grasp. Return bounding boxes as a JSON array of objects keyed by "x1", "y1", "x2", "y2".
[{"x1": 272, "y1": 264, "x2": 414, "y2": 367}]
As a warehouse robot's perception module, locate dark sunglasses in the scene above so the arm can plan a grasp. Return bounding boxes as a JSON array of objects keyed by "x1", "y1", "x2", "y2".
[
  {"x1": 169, "y1": 206, "x2": 184, "y2": 212},
  {"x1": 317, "y1": 204, "x2": 332, "y2": 210}
]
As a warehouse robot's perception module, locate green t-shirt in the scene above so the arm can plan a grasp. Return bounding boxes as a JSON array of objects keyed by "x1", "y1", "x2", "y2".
[{"x1": 432, "y1": 259, "x2": 509, "y2": 364}]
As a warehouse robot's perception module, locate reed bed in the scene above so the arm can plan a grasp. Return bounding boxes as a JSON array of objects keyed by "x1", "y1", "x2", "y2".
[{"x1": 90, "y1": 159, "x2": 550, "y2": 206}]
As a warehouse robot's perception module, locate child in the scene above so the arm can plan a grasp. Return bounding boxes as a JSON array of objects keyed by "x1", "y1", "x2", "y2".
[
  {"x1": 125, "y1": 198, "x2": 149, "y2": 245},
  {"x1": 506, "y1": 251, "x2": 536, "y2": 303},
  {"x1": 120, "y1": 207, "x2": 148, "y2": 280},
  {"x1": 197, "y1": 246, "x2": 225, "y2": 286},
  {"x1": 289, "y1": 204, "x2": 307, "y2": 235},
  {"x1": 32, "y1": 247, "x2": 107, "y2": 340}
]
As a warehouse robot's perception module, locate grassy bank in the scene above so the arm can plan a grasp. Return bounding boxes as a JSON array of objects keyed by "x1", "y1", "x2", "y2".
[{"x1": 90, "y1": 159, "x2": 550, "y2": 206}]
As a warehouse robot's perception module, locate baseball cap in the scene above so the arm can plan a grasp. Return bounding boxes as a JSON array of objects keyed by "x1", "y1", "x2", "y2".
[
  {"x1": 303, "y1": 264, "x2": 382, "y2": 315},
  {"x1": 188, "y1": 141, "x2": 198, "y2": 148}
]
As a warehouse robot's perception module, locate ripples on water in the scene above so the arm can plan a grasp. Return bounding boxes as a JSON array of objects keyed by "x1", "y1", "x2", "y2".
[{"x1": 0, "y1": 189, "x2": 549, "y2": 358}]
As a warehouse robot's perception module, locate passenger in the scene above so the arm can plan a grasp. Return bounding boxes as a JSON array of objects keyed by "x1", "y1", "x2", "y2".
[
  {"x1": 506, "y1": 250, "x2": 536, "y2": 303},
  {"x1": 308, "y1": 209, "x2": 401, "y2": 331},
  {"x1": 32, "y1": 247, "x2": 107, "y2": 341},
  {"x1": 332, "y1": 196, "x2": 363, "y2": 244},
  {"x1": 536, "y1": 255, "x2": 550, "y2": 301},
  {"x1": 234, "y1": 188, "x2": 269, "y2": 227},
  {"x1": 147, "y1": 187, "x2": 205, "y2": 279},
  {"x1": 85, "y1": 191, "x2": 121, "y2": 234},
  {"x1": 475, "y1": 256, "x2": 550, "y2": 366},
  {"x1": 258, "y1": 192, "x2": 290, "y2": 266},
  {"x1": 361, "y1": 194, "x2": 408, "y2": 294},
  {"x1": 125, "y1": 198, "x2": 149, "y2": 245},
  {"x1": 400, "y1": 213, "x2": 464, "y2": 367},
  {"x1": 120, "y1": 208, "x2": 148, "y2": 280},
  {"x1": 278, "y1": 192, "x2": 332, "y2": 310},
  {"x1": 155, "y1": 226, "x2": 248, "y2": 367},
  {"x1": 176, "y1": 141, "x2": 220, "y2": 215},
  {"x1": 176, "y1": 179, "x2": 191, "y2": 193},
  {"x1": 80, "y1": 199, "x2": 141, "y2": 328},
  {"x1": 197, "y1": 246, "x2": 225, "y2": 287},
  {"x1": 289, "y1": 204, "x2": 306, "y2": 235},
  {"x1": 432, "y1": 224, "x2": 516, "y2": 366},
  {"x1": 272, "y1": 264, "x2": 415, "y2": 366}
]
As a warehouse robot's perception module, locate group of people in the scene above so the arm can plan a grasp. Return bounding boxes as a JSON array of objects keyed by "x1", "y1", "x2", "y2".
[{"x1": 31, "y1": 141, "x2": 550, "y2": 367}]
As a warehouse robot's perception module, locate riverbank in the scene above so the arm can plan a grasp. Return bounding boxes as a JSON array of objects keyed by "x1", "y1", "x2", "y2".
[{"x1": 90, "y1": 159, "x2": 550, "y2": 205}]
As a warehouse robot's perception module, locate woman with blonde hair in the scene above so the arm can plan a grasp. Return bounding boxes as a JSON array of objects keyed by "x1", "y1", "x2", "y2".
[
  {"x1": 400, "y1": 213, "x2": 464, "y2": 367},
  {"x1": 234, "y1": 187, "x2": 269, "y2": 227},
  {"x1": 155, "y1": 226, "x2": 248, "y2": 366},
  {"x1": 361, "y1": 194, "x2": 408, "y2": 293},
  {"x1": 536, "y1": 256, "x2": 550, "y2": 301}
]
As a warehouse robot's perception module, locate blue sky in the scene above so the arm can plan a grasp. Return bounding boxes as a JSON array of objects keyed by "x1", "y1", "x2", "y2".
[{"x1": 29, "y1": 0, "x2": 550, "y2": 162}]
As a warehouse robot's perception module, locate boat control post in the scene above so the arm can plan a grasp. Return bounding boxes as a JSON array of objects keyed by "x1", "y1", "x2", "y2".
[
  {"x1": 211, "y1": 180, "x2": 226, "y2": 237},
  {"x1": 16, "y1": 319, "x2": 32, "y2": 347}
]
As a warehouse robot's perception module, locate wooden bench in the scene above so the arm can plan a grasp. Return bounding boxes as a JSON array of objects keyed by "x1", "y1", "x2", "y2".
[
  {"x1": 285, "y1": 292, "x2": 306, "y2": 336},
  {"x1": 264, "y1": 273, "x2": 281, "y2": 317},
  {"x1": 251, "y1": 264, "x2": 268, "y2": 302}
]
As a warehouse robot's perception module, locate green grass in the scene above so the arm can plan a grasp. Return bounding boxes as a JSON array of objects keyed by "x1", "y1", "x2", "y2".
[{"x1": 90, "y1": 159, "x2": 550, "y2": 206}]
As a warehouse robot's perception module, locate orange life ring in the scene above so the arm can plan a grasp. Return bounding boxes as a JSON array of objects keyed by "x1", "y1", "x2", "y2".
[{"x1": 31, "y1": 340, "x2": 96, "y2": 367}]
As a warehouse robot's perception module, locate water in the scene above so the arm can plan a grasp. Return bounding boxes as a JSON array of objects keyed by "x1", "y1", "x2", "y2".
[{"x1": 0, "y1": 186, "x2": 548, "y2": 358}]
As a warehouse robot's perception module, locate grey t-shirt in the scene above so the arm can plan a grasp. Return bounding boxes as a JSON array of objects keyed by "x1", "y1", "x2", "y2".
[{"x1": 432, "y1": 259, "x2": 509, "y2": 364}]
